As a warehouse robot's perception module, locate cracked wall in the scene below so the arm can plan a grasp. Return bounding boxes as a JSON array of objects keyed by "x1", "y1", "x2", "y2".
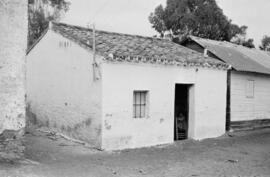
[{"x1": 0, "y1": 0, "x2": 27, "y2": 134}]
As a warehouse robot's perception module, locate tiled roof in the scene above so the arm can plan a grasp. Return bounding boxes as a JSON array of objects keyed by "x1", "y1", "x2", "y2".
[
  {"x1": 189, "y1": 36, "x2": 270, "y2": 75},
  {"x1": 51, "y1": 22, "x2": 228, "y2": 69}
]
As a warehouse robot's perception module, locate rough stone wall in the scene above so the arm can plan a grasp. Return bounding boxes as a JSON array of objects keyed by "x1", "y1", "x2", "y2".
[{"x1": 0, "y1": 1, "x2": 28, "y2": 134}]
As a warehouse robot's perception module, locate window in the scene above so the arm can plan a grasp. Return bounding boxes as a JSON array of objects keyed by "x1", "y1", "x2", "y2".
[
  {"x1": 133, "y1": 91, "x2": 148, "y2": 118},
  {"x1": 59, "y1": 41, "x2": 71, "y2": 48},
  {"x1": 246, "y1": 80, "x2": 254, "y2": 98}
]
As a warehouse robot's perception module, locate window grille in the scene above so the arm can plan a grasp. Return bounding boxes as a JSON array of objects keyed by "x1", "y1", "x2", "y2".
[{"x1": 133, "y1": 91, "x2": 148, "y2": 118}]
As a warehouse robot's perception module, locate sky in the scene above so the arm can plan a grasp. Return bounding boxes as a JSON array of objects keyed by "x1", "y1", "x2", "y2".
[{"x1": 62, "y1": 0, "x2": 270, "y2": 47}]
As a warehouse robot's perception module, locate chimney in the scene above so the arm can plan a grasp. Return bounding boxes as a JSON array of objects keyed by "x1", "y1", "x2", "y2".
[
  {"x1": 204, "y1": 49, "x2": 208, "y2": 57},
  {"x1": 163, "y1": 31, "x2": 172, "y2": 40}
]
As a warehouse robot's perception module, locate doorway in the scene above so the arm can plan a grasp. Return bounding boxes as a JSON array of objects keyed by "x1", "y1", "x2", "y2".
[{"x1": 174, "y1": 84, "x2": 190, "y2": 141}]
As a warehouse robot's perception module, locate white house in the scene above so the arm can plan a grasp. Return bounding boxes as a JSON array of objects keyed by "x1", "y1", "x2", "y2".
[
  {"x1": 26, "y1": 22, "x2": 229, "y2": 150},
  {"x1": 182, "y1": 36, "x2": 270, "y2": 131}
]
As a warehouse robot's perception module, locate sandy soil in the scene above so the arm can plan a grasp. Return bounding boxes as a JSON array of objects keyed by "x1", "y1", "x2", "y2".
[{"x1": 0, "y1": 128, "x2": 270, "y2": 177}]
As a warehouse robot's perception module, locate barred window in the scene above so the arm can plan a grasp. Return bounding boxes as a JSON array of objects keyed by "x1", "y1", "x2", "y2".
[{"x1": 133, "y1": 91, "x2": 148, "y2": 118}]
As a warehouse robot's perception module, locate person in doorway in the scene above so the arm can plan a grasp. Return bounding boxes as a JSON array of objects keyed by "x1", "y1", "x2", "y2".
[
  {"x1": 178, "y1": 113, "x2": 187, "y2": 129},
  {"x1": 176, "y1": 113, "x2": 187, "y2": 139}
]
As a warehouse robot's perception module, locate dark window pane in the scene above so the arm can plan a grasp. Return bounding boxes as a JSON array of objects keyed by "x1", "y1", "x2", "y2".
[
  {"x1": 141, "y1": 105, "x2": 145, "y2": 117},
  {"x1": 141, "y1": 92, "x2": 146, "y2": 104},
  {"x1": 135, "y1": 92, "x2": 141, "y2": 105},
  {"x1": 135, "y1": 105, "x2": 141, "y2": 118}
]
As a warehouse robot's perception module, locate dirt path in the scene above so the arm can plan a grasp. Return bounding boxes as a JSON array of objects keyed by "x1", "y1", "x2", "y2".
[{"x1": 1, "y1": 128, "x2": 270, "y2": 177}]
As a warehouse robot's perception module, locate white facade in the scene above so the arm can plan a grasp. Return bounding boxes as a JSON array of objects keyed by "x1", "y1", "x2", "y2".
[
  {"x1": 27, "y1": 30, "x2": 102, "y2": 147},
  {"x1": 231, "y1": 71, "x2": 270, "y2": 121},
  {"x1": 27, "y1": 29, "x2": 228, "y2": 150},
  {"x1": 102, "y1": 63, "x2": 227, "y2": 150}
]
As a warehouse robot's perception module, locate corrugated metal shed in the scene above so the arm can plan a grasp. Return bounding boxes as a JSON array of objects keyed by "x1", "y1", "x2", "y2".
[{"x1": 189, "y1": 36, "x2": 270, "y2": 75}]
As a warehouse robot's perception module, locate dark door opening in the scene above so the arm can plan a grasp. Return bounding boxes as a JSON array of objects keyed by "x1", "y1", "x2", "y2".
[
  {"x1": 226, "y1": 70, "x2": 231, "y2": 131},
  {"x1": 174, "y1": 84, "x2": 190, "y2": 141}
]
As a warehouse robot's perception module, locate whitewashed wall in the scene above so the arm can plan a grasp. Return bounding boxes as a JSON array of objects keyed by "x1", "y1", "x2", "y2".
[
  {"x1": 101, "y1": 63, "x2": 227, "y2": 150},
  {"x1": 0, "y1": 0, "x2": 27, "y2": 134},
  {"x1": 231, "y1": 71, "x2": 270, "y2": 121},
  {"x1": 27, "y1": 30, "x2": 102, "y2": 147}
]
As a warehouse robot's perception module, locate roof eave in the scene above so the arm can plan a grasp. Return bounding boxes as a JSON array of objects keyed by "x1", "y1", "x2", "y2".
[{"x1": 26, "y1": 27, "x2": 49, "y2": 55}]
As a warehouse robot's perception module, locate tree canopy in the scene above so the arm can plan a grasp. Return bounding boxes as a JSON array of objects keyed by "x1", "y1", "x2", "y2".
[
  {"x1": 230, "y1": 26, "x2": 255, "y2": 48},
  {"x1": 149, "y1": 0, "x2": 254, "y2": 47},
  {"x1": 28, "y1": 0, "x2": 70, "y2": 47},
  {"x1": 259, "y1": 35, "x2": 270, "y2": 51}
]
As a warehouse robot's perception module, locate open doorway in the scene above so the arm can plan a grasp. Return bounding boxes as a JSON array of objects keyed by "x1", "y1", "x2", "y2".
[{"x1": 174, "y1": 84, "x2": 190, "y2": 141}]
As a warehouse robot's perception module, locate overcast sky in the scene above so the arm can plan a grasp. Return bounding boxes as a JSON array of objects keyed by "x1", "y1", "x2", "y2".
[{"x1": 62, "y1": 0, "x2": 270, "y2": 47}]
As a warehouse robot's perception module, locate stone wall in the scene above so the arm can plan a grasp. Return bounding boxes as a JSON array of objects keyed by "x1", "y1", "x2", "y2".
[{"x1": 0, "y1": 1, "x2": 28, "y2": 135}]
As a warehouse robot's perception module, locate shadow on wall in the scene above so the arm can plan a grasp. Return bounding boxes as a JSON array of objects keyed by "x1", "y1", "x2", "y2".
[
  {"x1": 25, "y1": 103, "x2": 101, "y2": 147},
  {"x1": 25, "y1": 103, "x2": 38, "y2": 130}
]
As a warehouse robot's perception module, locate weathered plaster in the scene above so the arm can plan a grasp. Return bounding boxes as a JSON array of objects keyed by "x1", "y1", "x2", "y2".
[
  {"x1": 0, "y1": 0, "x2": 27, "y2": 134},
  {"x1": 26, "y1": 30, "x2": 102, "y2": 147},
  {"x1": 101, "y1": 63, "x2": 227, "y2": 150},
  {"x1": 26, "y1": 26, "x2": 227, "y2": 150}
]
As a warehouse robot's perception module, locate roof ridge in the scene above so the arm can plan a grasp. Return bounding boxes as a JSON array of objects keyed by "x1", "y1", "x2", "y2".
[
  {"x1": 52, "y1": 22, "x2": 215, "y2": 56},
  {"x1": 190, "y1": 35, "x2": 255, "y2": 50},
  {"x1": 27, "y1": 27, "x2": 49, "y2": 54},
  {"x1": 188, "y1": 35, "x2": 270, "y2": 74},
  {"x1": 42, "y1": 22, "x2": 229, "y2": 70},
  {"x1": 52, "y1": 22, "x2": 164, "y2": 41}
]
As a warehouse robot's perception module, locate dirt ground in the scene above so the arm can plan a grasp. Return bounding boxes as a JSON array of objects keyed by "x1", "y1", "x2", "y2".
[{"x1": 0, "y1": 128, "x2": 270, "y2": 177}]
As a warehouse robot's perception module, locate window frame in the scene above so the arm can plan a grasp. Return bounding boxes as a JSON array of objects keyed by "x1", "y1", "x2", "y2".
[
  {"x1": 133, "y1": 90, "x2": 149, "y2": 118},
  {"x1": 246, "y1": 79, "x2": 255, "y2": 98}
]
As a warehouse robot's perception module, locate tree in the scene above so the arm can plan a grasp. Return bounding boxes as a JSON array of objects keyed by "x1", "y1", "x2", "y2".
[
  {"x1": 149, "y1": 5, "x2": 167, "y2": 38},
  {"x1": 230, "y1": 26, "x2": 255, "y2": 48},
  {"x1": 259, "y1": 35, "x2": 270, "y2": 51},
  {"x1": 28, "y1": 0, "x2": 70, "y2": 47},
  {"x1": 242, "y1": 39, "x2": 255, "y2": 48},
  {"x1": 231, "y1": 37, "x2": 255, "y2": 48},
  {"x1": 149, "y1": 0, "x2": 247, "y2": 42}
]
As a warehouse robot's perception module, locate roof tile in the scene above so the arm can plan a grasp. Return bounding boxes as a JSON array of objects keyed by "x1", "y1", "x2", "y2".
[{"x1": 52, "y1": 22, "x2": 228, "y2": 69}]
